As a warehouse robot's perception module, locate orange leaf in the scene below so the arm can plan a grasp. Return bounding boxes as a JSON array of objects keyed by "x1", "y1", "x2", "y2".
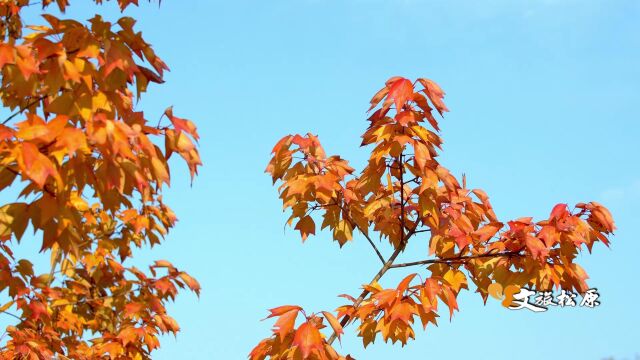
[
  {"x1": 178, "y1": 272, "x2": 201, "y2": 295},
  {"x1": 525, "y1": 235, "x2": 549, "y2": 260},
  {"x1": 272, "y1": 308, "x2": 299, "y2": 338},
  {"x1": 321, "y1": 311, "x2": 343, "y2": 342},
  {"x1": 18, "y1": 142, "x2": 59, "y2": 189},
  {"x1": 0, "y1": 44, "x2": 15, "y2": 68},
  {"x1": 265, "y1": 305, "x2": 303, "y2": 318},
  {"x1": 472, "y1": 222, "x2": 503, "y2": 242},
  {"x1": 418, "y1": 78, "x2": 448, "y2": 115},
  {"x1": 396, "y1": 273, "x2": 417, "y2": 293},
  {"x1": 295, "y1": 216, "x2": 316, "y2": 241},
  {"x1": 368, "y1": 86, "x2": 389, "y2": 111},
  {"x1": 293, "y1": 322, "x2": 324, "y2": 358}
]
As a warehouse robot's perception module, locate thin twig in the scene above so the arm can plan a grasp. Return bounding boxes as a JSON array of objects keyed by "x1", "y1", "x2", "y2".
[
  {"x1": 314, "y1": 200, "x2": 386, "y2": 265},
  {"x1": 337, "y1": 203, "x2": 385, "y2": 265},
  {"x1": 0, "y1": 310, "x2": 21, "y2": 321}
]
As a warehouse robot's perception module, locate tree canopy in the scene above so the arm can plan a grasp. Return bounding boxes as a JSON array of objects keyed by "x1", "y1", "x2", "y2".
[
  {"x1": 252, "y1": 76, "x2": 615, "y2": 359},
  {"x1": 0, "y1": 1, "x2": 201, "y2": 358}
]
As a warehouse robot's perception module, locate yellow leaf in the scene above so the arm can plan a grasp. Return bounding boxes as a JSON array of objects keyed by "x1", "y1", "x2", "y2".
[
  {"x1": 333, "y1": 220, "x2": 352, "y2": 246},
  {"x1": 151, "y1": 157, "x2": 170, "y2": 184},
  {"x1": 443, "y1": 269, "x2": 467, "y2": 292}
]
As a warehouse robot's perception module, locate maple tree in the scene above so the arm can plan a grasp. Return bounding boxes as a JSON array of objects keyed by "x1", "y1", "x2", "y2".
[
  {"x1": 0, "y1": 1, "x2": 201, "y2": 359},
  {"x1": 253, "y1": 76, "x2": 615, "y2": 359}
]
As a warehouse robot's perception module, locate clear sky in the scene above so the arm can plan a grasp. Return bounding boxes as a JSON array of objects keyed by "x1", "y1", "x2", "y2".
[{"x1": 4, "y1": 0, "x2": 640, "y2": 359}]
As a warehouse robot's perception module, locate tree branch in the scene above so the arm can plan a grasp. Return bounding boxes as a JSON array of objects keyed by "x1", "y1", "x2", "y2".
[
  {"x1": 337, "y1": 203, "x2": 385, "y2": 265},
  {"x1": 399, "y1": 153, "x2": 406, "y2": 248},
  {"x1": 327, "y1": 153, "x2": 411, "y2": 345},
  {"x1": 315, "y1": 200, "x2": 386, "y2": 265},
  {"x1": 389, "y1": 250, "x2": 524, "y2": 269},
  {"x1": 1, "y1": 96, "x2": 46, "y2": 125},
  {"x1": 0, "y1": 310, "x2": 21, "y2": 321},
  {"x1": 326, "y1": 244, "x2": 404, "y2": 346}
]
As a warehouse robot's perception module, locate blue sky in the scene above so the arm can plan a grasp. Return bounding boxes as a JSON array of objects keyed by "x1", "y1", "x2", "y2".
[{"x1": 3, "y1": 0, "x2": 640, "y2": 359}]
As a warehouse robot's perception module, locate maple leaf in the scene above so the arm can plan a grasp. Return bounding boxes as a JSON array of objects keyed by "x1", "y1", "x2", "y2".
[
  {"x1": 295, "y1": 216, "x2": 316, "y2": 241},
  {"x1": 417, "y1": 78, "x2": 449, "y2": 115},
  {"x1": 387, "y1": 77, "x2": 414, "y2": 111},
  {"x1": 0, "y1": 44, "x2": 15, "y2": 68},
  {"x1": 472, "y1": 222, "x2": 503, "y2": 242},
  {"x1": 525, "y1": 235, "x2": 549, "y2": 260},
  {"x1": 27, "y1": 301, "x2": 49, "y2": 321},
  {"x1": 17, "y1": 142, "x2": 60, "y2": 188},
  {"x1": 293, "y1": 322, "x2": 324, "y2": 358},
  {"x1": 322, "y1": 311, "x2": 344, "y2": 343},
  {"x1": 264, "y1": 305, "x2": 302, "y2": 339}
]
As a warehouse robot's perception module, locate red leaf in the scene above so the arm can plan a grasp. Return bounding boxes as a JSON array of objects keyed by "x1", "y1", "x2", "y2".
[
  {"x1": 550, "y1": 203, "x2": 569, "y2": 220},
  {"x1": 387, "y1": 77, "x2": 414, "y2": 111}
]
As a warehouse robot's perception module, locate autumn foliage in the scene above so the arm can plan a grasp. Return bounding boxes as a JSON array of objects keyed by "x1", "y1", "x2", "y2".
[
  {"x1": 254, "y1": 76, "x2": 615, "y2": 359},
  {"x1": 0, "y1": 1, "x2": 201, "y2": 359}
]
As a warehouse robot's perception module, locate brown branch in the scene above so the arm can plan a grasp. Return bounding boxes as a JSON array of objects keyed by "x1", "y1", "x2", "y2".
[
  {"x1": 1, "y1": 96, "x2": 46, "y2": 125},
  {"x1": 390, "y1": 250, "x2": 524, "y2": 269},
  {"x1": 399, "y1": 153, "x2": 406, "y2": 248},
  {"x1": 326, "y1": 244, "x2": 404, "y2": 346},
  {"x1": 325, "y1": 247, "x2": 525, "y2": 345},
  {"x1": 353, "y1": 220, "x2": 385, "y2": 265},
  {"x1": 327, "y1": 153, "x2": 411, "y2": 345},
  {"x1": 413, "y1": 229, "x2": 431, "y2": 234}
]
